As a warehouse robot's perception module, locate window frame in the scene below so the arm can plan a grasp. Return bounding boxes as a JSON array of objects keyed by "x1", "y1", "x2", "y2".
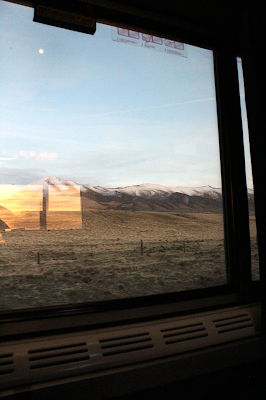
[{"x1": 0, "y1": 0, "x2": 260, "y2": 341}]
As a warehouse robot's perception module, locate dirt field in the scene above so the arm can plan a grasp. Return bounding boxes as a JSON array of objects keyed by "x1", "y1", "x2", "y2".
[{"x1": 0, "y1": 211, "x2": 259, "y2": 310}]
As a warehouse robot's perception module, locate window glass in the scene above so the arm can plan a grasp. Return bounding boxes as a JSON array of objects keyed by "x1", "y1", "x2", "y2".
[
  {"x1": 236, "y1": 57, "x2": 259, "y2": 280},
  {"x1": 0, "y1": 1, "x2": 226, "y2": 310}
]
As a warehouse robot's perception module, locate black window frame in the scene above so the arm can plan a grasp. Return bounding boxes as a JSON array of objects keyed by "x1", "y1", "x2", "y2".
[{"x1": 0, "y1": 0, "x2": 260, "y2": 341}]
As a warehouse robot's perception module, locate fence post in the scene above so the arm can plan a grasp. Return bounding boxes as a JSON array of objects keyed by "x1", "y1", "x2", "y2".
[
  {"x1": 37, "y1": 252, "x2": 40, "y2": 264},
  {"x1": 141, "y1": 239, "x2": 143, "y2": 256}
]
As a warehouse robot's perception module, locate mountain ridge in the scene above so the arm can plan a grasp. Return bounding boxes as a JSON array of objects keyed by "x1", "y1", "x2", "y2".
[
  {"x1": 1, "y1": 176, "x2": 254, "y2": 216},
  {"x1": 24, "y1": 177, "x2": 225, "y2": 213},
  {"x1": 26, "y1": 176, "x2": 226, "y2": 198}
]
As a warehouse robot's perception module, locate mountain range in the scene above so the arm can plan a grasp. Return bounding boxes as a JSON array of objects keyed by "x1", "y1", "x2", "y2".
[{"x1": 1, "y1": 176, "x2": 254, "y2": 214}]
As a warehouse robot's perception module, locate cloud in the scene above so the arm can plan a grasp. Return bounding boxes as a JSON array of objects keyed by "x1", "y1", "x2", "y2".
[
  {"x1": 38, "y1": 152, "x2": 58, "y2": 160},
  {"x1": 18, "y1": 151, "x2": 36, "y2": 159},
  {"x1": 16, "y1": 151, "x2": 58, "y2": 160},
  {"x1": 82, "y1": 97, "x2": 216, "y2": 119}
]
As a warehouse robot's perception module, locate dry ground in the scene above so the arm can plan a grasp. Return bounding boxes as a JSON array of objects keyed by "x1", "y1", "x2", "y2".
[{"x1": 0, "y1": 211, "x2": 259, "y2": 310}]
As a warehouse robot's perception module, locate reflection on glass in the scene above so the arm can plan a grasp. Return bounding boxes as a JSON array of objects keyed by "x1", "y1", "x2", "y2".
[
  {"x1": 237, "y1": 58, "x2": 259, "y2": 281},
  {"x1": 0, "y1": 182, "x2": 82, "y2": 230},
  {"x1": 0, "y1": 1, "x2": 226, "y2": 310},
  {"x1": 0, "y1": 184, "x2": 42, "y2": 230}
]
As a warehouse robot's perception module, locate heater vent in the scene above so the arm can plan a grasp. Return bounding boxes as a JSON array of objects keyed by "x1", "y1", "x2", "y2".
[
  {"x1": 99, "y1": 332, "x2": 153, "y2": 356},
  {"x1": 0, "y1": 353, "x2": 14, "y2": 376},
  {"x1": 213, "y1": 313, "x2": 254, "y2": 334},
  {"x1": 28, "y1": 342, "x2": 89, "y2": 369},
  {"x1": 161, "y1": 322, "x2": 208, "y2": 345}
]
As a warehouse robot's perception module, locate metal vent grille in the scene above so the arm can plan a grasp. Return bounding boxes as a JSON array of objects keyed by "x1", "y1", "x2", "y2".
[
  {"x1": 0, "y1": 353, "x2": 14, "y2": 376},
  {"x1": 161, "y1": 322, "x2": 208, "y2": 345},
  {"x1": 0, "y1": 304, "x2": 259, "y2": 391},
  {"x1": 213, "y1": 313, "x2": 254, "y2": 334},
  {"x1": 99, "y1": 332, "x2": 153, "y2": 356},
  {"x1": 28, "y1": 342, "x2": 89, "y2": 370}
]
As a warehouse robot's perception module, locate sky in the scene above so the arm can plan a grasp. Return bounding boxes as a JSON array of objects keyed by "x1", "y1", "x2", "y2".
[{"x1": 0, "y1": 0, "x2": 252, "y2": 189}]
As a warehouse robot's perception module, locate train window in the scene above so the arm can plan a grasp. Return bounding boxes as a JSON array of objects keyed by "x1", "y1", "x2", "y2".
[{"x1": 0, "y1": 0, "x2": 228, "y2": 312}]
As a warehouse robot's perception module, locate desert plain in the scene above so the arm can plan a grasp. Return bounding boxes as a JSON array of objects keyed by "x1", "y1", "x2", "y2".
[{"x1": 0, "y1": 210, "x2": 259, "y2": 311}]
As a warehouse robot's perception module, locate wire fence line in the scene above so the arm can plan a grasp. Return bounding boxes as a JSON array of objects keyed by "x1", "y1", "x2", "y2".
[{"x1": 0, "y1": 238, "x2": 227, "y2": 266}]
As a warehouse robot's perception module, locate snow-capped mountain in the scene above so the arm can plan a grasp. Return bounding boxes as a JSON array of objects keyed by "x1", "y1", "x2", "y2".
[
  {"x1": 28, "y1": 177, "x2": 80, "y2": 191},
  {"x1": 104, "y1": 183, "x2": 176, "y2": 199},
  {"x1": 83, "y1": 182, "x2": 223, "y2": 201},
  {"x1": 0, "y1": 177, "x2": 254, "y2": 214},
  {"x1": 19, "y1": 177, "x2": 225, "y2": 213},
  {"x1": 20, "y1": 177, "x2": 223, "y2": 200},
  {"x1": 173, "y1": 185, "x2": 222, "y2": 198}
]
